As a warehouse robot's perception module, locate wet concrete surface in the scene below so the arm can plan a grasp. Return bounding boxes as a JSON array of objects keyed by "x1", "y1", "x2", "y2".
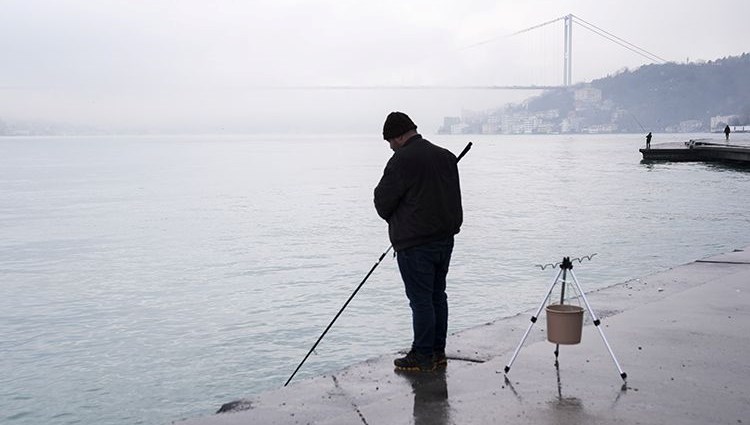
[{"x1": 175, "y1": 246, "x2": 750, "y2": 425}]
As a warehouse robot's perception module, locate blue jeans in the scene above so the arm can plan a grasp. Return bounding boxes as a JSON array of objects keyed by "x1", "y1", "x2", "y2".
[{"x1": 396, "y1": 236, "x2": 454, "y2": 357}]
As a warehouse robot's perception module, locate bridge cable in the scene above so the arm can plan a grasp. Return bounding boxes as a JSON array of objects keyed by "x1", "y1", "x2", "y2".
[
  {"x1": 573, "y1": 21, "x2": 664, "y2": 63},
  {"x1": 460, "y1": 15, "x2": 565, "y2": 50},
  {"x1": 571, "y1": 14, "x2": 668, "y2": 63}
]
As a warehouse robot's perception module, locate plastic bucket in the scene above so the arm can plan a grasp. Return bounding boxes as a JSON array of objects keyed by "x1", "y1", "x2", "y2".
[{"x1": 545, "y1": 304, "x2": 584, "y2": 344}]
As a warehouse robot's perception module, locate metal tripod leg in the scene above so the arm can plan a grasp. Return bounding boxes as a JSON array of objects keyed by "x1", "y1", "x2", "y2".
[
  {"x1": 569, "y1": 269, "x2": 627, "y2": 381},
  {"x1": 504, "y1": 267, "x2": 563, "y2": 374},
  {"x1": 554, "y1": 267, "x2": 568, "y2": 368}
]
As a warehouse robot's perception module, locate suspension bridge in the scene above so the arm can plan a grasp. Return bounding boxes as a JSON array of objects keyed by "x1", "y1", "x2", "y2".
[
  {"x1": 463, "y1": 14, "x2": 668, "y2": 88},
  {"x1": 306, "y1": 14, "x2": 668, "y2": 90}
]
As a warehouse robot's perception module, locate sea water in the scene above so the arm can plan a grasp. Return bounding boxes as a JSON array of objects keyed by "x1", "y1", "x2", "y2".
[{"x1": 2, "y1": 133, "x2": 749, "y2": 425}]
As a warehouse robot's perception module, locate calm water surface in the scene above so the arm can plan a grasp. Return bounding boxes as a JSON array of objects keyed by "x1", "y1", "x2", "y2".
[{"x1": 1, "y1": 133, "x2": 749, "y2": 424}]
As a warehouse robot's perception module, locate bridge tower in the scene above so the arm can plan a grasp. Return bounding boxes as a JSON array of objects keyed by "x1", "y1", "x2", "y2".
[{"x1": 563, "y1": 14, "x2": 573, "y2": 86}]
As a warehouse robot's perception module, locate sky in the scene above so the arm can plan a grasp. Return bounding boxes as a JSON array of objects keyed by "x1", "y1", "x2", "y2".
[{"x1": 1, "y1": 0, "x2": 749, "y2": 134}]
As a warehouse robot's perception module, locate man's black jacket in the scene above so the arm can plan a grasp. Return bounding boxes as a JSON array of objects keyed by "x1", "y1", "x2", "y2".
[{"x1": 374, "y1": 135, "x2": 463, "y2": 251}]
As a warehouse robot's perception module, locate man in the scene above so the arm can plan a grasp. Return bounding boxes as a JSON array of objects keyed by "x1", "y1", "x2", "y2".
[
  {"x1": 646, "y1": 132, "x2": 652, "y2": 149},
  {"x1": 373, "y1": 111, "x2": 463, "y2": 372},
  {"x1": 725, "y1": 125, "x2": 731, "y2": 141}
]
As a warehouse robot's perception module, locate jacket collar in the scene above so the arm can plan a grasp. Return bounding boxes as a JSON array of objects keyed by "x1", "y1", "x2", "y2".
[{"x1": 402, "y1": 134, "x2": 422, "y2": 148}]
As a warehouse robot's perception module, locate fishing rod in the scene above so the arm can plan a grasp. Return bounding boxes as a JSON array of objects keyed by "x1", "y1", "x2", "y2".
[
  {"x1": 284, "y1": 141, "x2": 473, "y2": 387},
  {"x1": 629, "y1": 111, "x2": 646, "y2": 132}
]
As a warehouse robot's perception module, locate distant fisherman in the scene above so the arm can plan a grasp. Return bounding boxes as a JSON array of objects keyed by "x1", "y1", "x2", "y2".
[
  {"x1": 374, "y1": 112, "x2": 463, "y2": 372},
  {"x1": 646, "y1": 132, "x2": 652, "y2": 149}
]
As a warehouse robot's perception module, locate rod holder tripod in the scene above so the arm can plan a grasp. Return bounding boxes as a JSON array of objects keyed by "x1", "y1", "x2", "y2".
[{"x1": 503, "y1": 256, "x2": 627, "y2": 381}]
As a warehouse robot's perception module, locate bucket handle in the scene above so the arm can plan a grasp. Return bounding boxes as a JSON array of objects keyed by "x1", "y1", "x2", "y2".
[{"x1": 547, "y1": 279, "x2": 583, "y2": 309}]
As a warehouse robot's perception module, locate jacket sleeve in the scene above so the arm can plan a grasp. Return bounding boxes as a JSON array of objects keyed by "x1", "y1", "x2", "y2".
[{"x1": 373, "y1": 157, "x2": 405, "y2": 221}]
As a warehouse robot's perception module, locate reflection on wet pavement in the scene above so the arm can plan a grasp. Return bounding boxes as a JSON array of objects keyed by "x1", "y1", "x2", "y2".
[{"x1": 396, "y1": 369, "x2": 451, "y2": 425}]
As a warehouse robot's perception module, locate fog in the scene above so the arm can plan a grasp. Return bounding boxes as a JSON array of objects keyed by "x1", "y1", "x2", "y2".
[{"x1": 1, "y1": 0, "x2": 748, "y2": 134}]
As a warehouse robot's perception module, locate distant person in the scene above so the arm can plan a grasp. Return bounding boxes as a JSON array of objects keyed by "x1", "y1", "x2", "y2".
[
  {"x1": 646, "y1": 132, "x2": 652, "y2": 149},
  {"x1": 724, "y1": 125, "x2": 731, "y2": 141},
  {"x1": 374, "y1": 111, "x2": 463, "y2": 372}
]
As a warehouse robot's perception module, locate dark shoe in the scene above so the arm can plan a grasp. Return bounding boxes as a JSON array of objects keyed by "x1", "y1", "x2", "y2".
[
  {"x1": 434, "y1": 351, "x2": 447, "y2": 367},
  {"x1": 394, "y1": 350, "x2": 435, "y2": 372}
]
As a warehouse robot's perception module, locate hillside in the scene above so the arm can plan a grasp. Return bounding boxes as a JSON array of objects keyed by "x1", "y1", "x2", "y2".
[
  {"x1": 530, "y1": 53, "x2": 750, "y2": 132},
  {"x1": 443, "y1": 53, "x2": 750, "y2": 134}
]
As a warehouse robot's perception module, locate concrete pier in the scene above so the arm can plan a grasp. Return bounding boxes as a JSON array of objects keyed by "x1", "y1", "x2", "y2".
[
  {"x1": 640, "y1": 138, "x2": 750, "y2": 164},
  {"x1": 175, "y1": 246, "x2": 750, "y2": 425}
]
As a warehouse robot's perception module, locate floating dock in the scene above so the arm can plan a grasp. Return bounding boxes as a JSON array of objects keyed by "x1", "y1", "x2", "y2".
[{"x1": 640, "y1": 138, "x2": 750, "y2": 164}]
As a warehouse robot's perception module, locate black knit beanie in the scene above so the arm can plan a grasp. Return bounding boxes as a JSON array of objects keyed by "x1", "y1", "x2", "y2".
[{"x1": 382, "y1": 111, "x2": 417, "y2": 140}]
